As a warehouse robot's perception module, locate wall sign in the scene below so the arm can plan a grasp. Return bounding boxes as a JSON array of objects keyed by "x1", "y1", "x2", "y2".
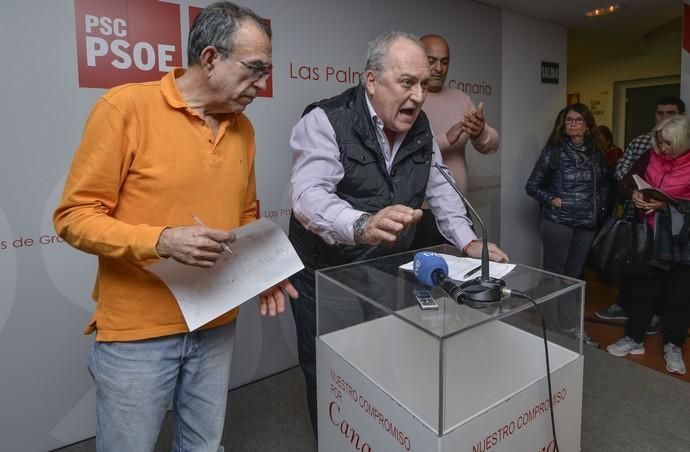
[{"x1": 541, "y1": 61, "x2": 559, "y2": 84}]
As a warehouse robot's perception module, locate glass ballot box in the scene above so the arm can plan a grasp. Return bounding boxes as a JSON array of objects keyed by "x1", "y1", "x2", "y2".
[{"x1": 316, "y1": 245, "x2": 584, "y2": 452}]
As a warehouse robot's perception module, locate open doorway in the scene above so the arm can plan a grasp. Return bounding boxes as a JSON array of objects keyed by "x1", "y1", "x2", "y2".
[
  {"x1": 625, "y1": 83, "x2": 680, "y2": 144},
  {"x1": 612, "y1": 76, "x2": 680, "y2": 147}
]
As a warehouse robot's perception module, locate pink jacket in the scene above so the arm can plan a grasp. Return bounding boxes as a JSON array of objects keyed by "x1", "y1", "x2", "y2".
[
  {"x1": 643, "y1": 148, "x2": 690, "y2": 226},
  {"x1": 644, "y1": 149, "x2": 690, "y2": 201}
]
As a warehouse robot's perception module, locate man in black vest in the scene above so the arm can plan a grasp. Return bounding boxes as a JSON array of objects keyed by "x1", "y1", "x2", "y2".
[{"x1": 288, "y1": 31, "x2": 508, "y2": 437}]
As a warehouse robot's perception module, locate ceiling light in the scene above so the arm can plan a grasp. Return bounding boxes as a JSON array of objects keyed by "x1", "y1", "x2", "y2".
[{"x1": 585, "y1": 4, "x2": 621, "y2": 17}]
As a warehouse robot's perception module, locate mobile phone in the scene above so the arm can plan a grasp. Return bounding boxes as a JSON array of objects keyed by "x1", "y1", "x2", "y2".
[{"x1": 414, "y1": 290, "x2": 439, "y2": 310}]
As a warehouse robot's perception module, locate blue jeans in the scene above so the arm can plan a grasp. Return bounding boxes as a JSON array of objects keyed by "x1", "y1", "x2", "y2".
[{"x1": 88, "y1": 322, "x2": 235, "y2": 452}]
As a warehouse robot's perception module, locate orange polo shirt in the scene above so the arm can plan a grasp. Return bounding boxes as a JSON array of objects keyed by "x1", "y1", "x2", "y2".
[{"x1": 54, "y1": 69, "x2": 257, "y2": 341}]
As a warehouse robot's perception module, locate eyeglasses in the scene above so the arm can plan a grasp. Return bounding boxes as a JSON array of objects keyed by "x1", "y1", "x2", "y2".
[
  {"x1": 215, "y1": 46, "x2": 272, "y2": 81},
  {"x1": 239, "y1": 60, "x2": 272, "y2": 81},
  {"x1": 565, "y1": 117, "x2": 585, "y2": 124}
]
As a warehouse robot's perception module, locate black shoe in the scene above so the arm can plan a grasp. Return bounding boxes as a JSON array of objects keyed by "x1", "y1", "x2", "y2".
[
  {"x1": 645, "y1": 315, "x2": 662, "y2": 335},
  {"x1": 595, "y1": 304, "x2": 628, "y2": 321}
]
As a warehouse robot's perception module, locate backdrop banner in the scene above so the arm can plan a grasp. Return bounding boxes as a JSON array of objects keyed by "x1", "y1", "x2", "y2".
[{"x1": 0, "y1": 0, "x2": 501, "y2": 449}]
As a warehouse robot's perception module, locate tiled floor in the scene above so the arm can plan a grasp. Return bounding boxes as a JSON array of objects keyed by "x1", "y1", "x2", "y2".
[{"x1": 583, "y1": 268, "x2": 690, "y2": 383}]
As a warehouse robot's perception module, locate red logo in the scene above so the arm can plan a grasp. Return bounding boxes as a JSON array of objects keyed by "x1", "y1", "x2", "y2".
[
  {"x1": 75, "y1": 0, "x2": 183, "y2": 88},
  {"x1": 75, "y1": 0, "x2": 273, "y2": 97}
]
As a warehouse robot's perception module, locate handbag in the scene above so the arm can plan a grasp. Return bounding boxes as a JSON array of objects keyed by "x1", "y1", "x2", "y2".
[{"x1": 591, "y1": 215, "x2": 653, "y2": 276}]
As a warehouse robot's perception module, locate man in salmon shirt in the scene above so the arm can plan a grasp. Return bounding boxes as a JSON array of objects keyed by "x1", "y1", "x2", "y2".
[
  {"x1": 54, "y1": 3, "x2": 296, "y2": 451},
  {"x1": 411, "y1": 34, "x2": 500, "y2": 249}
]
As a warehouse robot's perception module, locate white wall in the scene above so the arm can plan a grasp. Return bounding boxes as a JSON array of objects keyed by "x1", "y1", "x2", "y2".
[
  {"x1": 500, "y1": 11, "x2": 567, "y2": 266},
  {"x1": 682, "y1": 0, "x2": 690, "y2": 105}
]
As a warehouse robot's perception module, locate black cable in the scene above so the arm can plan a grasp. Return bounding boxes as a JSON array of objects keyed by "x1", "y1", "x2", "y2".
[{"x1": 505, "y1": 288, "x2": 561, "y2": 452}]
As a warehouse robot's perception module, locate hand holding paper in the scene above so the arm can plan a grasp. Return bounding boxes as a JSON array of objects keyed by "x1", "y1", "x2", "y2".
[
  {"x1": 259, "y1": 279, "x2": 299, "y2": 317},
  {"x1": 149, "y1": 218, "x2": 304, "y2": 330}
]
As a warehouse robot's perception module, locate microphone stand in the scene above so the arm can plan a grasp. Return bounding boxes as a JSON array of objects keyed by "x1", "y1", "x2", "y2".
[
  {"x1": 433, "y1": 162, "x2": 504, "y2": 304},
  {"x1": 433, "y1": 165, "x2": 561, "y2": 449}
]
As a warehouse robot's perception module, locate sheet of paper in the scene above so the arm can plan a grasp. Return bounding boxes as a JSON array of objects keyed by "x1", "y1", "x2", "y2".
[
  {"x1": 148, "y1": 218, "x2": 304, "y2": 331},
  {"x1": 400, "y1": 253, "x2": 515, "y2": 281}
]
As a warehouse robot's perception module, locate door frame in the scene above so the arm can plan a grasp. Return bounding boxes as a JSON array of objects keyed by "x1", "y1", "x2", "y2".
[{"x1": 612, "y1": 74, "x2": 680, "y2": 146}]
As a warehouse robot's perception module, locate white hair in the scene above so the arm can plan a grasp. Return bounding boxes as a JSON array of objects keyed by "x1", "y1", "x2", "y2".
[
  {"x1": 365, "y1": 31, "x2": 423, "y2": 75},
  {"x1": 652, "y1": 115, "x2": 690, "y2": 155}
]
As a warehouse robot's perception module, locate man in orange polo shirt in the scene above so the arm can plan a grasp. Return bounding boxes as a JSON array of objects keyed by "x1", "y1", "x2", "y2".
[{"x1": 54, "y1": 2, "x2": 296, "y2": 451}]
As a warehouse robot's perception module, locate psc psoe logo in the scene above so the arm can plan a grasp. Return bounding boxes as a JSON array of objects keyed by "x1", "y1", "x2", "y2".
[{"x1": 74, "y1": 0, "x2": 272, "y2": 97}]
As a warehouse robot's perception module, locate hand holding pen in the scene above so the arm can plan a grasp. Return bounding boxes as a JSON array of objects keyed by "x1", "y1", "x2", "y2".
[
  {"x1": 155, "y1": 215, "x2": 236, "y2": 268},
  {"x1": 191, "y1": 214, "x2": 234, "y2": 255}
]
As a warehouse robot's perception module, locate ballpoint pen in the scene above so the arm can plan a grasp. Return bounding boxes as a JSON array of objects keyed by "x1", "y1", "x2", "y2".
[
  {"x1": 191, "y1": 214, "x2": 234, "y2": 255},
  {"x1": 463, "y1": 264, "x2": 482, "y2": 279}
]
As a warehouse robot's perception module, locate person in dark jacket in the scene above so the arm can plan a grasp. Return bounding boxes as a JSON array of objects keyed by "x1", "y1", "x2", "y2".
[
  {"x1": 606, "y1": 115, "x2": 690, "y2": 375},
  {"x1": 525, "y1": 103, "x2": 609, "y2": 346}
]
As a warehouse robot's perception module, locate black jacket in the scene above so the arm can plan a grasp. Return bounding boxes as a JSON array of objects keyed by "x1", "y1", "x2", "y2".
[{"x1": 525, "y1": 140, "x2": 609, "y2": 228}]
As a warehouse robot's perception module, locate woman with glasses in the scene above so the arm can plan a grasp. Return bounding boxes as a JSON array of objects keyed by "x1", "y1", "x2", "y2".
[{"x1": 525, "y1": 103, "x2": 609, "y2": 346}]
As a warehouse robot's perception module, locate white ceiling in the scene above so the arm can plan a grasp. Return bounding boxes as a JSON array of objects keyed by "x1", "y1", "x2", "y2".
[{"x1": 477, "y1": 0, "x2": 681, "y2": 30}]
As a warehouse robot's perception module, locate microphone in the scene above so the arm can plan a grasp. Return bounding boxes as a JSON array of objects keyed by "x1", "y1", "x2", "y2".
[
  {"x1": 433, "y1": 162, "x2": 504, "y2": 304},
  {"x1": 413, "y1": 252, "x2": 465, "y2": 304}
]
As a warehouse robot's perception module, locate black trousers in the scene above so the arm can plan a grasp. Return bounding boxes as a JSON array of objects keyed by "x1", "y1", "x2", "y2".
[
  {"x1": 289, "y1": 270, "x2": 319, "y2": 438},
  {"x1": 289, "y1": 268, "x2": 384, "y2": 439},
  {"x1": 539, "y1": 219, "x2": 596, "y2": 330},
  {"x1": 616, "y1": 274, "x2": 664, "y2": 317},
  {"x1": 625, "y1": 265, "x2": 690, "y2": 346}
]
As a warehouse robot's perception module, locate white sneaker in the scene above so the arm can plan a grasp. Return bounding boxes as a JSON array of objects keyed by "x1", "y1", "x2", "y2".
[
  {"x1": 663, "y1": 343, "x2": 687, "y2": 375},
  {"x1": 606, "y1": 337, "x2": 645, "y2": 357}
]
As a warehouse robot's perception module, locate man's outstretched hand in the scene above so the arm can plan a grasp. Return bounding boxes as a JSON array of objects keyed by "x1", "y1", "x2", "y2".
[{"x1": 359, "y1": 205, "x2": 423, "y2": 245}]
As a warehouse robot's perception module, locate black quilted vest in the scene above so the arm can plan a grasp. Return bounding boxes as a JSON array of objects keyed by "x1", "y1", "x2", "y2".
[{"x1": 289, "y1": 84, "x2": 434, "y2": 271}]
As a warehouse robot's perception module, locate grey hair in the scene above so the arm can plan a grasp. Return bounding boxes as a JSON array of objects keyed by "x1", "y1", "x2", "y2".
[
  {"x1": 652, "y1": 115, "x2": 690, "y2": 155},
  {"x1": 187, "y1": 1, "x2": 271, "y2": 66},
  {"x1": 365, "y1": 31, "x2": 423, "y2": 75}
]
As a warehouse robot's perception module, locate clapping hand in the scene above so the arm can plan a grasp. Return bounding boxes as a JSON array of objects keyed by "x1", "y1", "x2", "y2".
[
  {"x1": 462, "y1": 102, "x2": 486, "y2": 139},
  {"x1": 445, "y1": 102, "x2": 486, "y2": 145}
]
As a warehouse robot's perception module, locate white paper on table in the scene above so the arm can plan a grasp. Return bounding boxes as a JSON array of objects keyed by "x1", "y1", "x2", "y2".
[
  {"x1": 148, "y1": 218, "x2": 304, "y2": 331},
  {"x1": 399, "y1": 253, "x2": 515, "y2": 281}
]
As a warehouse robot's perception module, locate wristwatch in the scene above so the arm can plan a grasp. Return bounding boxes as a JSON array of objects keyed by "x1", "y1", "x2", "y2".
[{"x1": 352, "y1": 213, "x2": 372, "y2": 244}]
